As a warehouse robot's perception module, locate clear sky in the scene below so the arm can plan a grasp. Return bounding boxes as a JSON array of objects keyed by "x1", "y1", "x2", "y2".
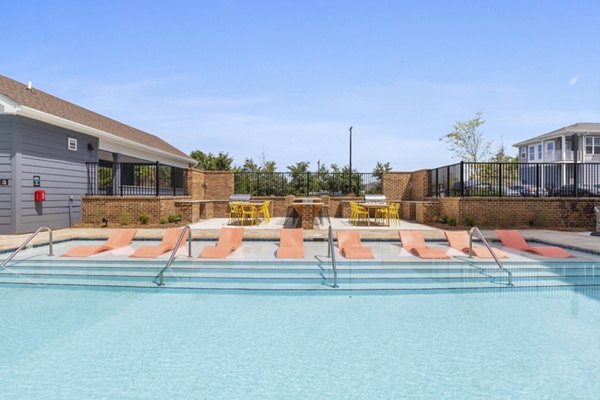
[{"x1": 3, "y1": 0, "x2": 600, "y2": 171}]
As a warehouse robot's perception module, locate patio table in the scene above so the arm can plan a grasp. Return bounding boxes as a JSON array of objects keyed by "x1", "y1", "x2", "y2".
[{"x1": 360, "y1": 203, "x2": 390, "y2": 226}]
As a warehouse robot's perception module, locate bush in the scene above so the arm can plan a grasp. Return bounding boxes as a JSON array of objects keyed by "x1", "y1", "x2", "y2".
[
  {"x1": 168, "y1": 213, "x2": 182, "y2": 223},
  {"x1": 139, "y1": 213, "x2": 150, "y2": 225},
  {"x1": 465, "y1": 216, "x2": 475, "y2": 227},
  {"x1": 93, "y1": 209, "x2": 105, "y2": 225},
  {"x1": 448, "y1": 217, "x2": 457, "y2": 227},
  {"x1": 438, "y1": 215, "x2": 448, "y2": 224},
  {"x1": 119, "y1": 211, "x2": 131, "y2": 226},
  {"x1": 159, "y1": 216, "x2": 169, "y2": 225}
]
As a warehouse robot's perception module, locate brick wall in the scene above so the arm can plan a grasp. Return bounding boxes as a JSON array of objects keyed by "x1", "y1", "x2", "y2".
[
  {"x1": 438, "y1": 197, "x2": 600, "y2": 229},
  {"x1": 82, "y1": 196, "x2": 189, "y2": 225},
  {"x1": 410, "y1": 169, "x2": 430, "y2": 200},
  {"x1": 203, "y1": 171, "x2": 234, "y2": 200},
  {"x1": 382, "y1": 172, "x2": 412, "y2": 200},
  {"x1": 185, "y1": 169, "x2": 204, "y2": 200}
]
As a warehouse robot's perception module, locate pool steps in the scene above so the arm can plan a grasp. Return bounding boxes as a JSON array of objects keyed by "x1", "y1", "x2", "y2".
[{"x1": 1, "y1": 259, "x2": 600, "y2": 292}]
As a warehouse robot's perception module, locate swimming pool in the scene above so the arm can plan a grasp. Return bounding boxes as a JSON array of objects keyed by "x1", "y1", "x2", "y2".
[{"x1": 1, "y1": 285, "x2": 599, "y2": 399}]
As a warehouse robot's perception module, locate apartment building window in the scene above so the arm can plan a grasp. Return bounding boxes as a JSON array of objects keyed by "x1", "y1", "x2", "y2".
[
  {"x1": 585, "y1": 137, "x2": 600, "y2": 154},
  {"x1": 529, "y1": 145, "x2": 535, "y2": 161},
  {"x1": 538, "y1": 144, "x2": 542, "y2": 159}
]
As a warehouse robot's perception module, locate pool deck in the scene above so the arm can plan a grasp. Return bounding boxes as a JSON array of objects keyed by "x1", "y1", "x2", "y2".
[{"x1": 0, "y1": 218, "x2": 599, "y2": 254}]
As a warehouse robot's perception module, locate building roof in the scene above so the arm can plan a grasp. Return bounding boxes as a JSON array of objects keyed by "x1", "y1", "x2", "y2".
[
  {"x1": 0, "y1": 74, "x2": 195, "y2": 165},
  {"x1": 513, "y1": 122, "x2": 600, "y2": 147}
]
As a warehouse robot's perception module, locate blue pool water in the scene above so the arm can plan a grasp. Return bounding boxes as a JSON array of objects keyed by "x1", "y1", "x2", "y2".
[{"x1": 1, "y1": 286, "x2": 600, "y2": 399}]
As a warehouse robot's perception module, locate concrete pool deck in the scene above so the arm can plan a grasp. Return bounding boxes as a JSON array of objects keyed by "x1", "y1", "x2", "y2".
[{"x1": 1, "y1": 218, "x2": 599, "y2": 255}]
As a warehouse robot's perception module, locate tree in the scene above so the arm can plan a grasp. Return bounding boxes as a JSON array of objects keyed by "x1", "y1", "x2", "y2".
[
  {"x1": 440, "y1": 112, "x2": 492, "y2": 162},
  {"x1": 370, "y1": 161, "x2": 393, "y2": 193},
  {"x1": 491, "y1": 141, "x2": 517, "y2": 163},
  {"x1": 190, "y1": 150, "x2": 234, "y2": 171}
]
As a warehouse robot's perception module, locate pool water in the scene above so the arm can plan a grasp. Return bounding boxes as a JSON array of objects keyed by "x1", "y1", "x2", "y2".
[{"x1": 1, "y1": 286, "x2": 599, "y2": 399}]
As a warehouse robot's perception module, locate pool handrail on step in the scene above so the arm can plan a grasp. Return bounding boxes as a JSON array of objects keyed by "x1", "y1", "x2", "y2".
[
  {"x1": 469, "y1": 227, "x2": 513, "y2": 286},
  {"x1": 153, "y1": 225, "x2": 193, "y2": 286},
  {"x1": 1, "y1": 226, "x2": 53, "y2": 268},
  {"x1": 324, "y1": 207, "x2": 338, "y2": 288}
]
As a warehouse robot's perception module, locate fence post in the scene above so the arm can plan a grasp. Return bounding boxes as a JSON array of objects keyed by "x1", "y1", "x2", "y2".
[
  {"x1": 446, "y1": 166, "x2": 451, "y2": 196},
  {"x1": 460, "y1": 161, "x2": 464, "y2": 197},
  {"x1": 573, "y1": 160, "x2": 578, "y2": 198},
  {"x1": 307, "y1": 172, "x2": 310, "y2": 195},
  {"x1": 498, "y1": 163, "x2": 503, "y2": 197},
  {"x1": 535, "y1": 163, "x2": 540, "y2": 197},
  {"x1": 155, "y1": 161, "x2": 160, "y2": 197}
]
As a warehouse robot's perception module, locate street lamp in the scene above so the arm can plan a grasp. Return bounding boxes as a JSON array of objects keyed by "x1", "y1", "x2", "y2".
[{"x1": 349, "y1": 126, "x2": 353, "y2": 195}]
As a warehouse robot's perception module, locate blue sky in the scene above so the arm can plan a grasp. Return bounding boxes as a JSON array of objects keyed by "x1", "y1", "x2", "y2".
[{"x1": 3, "y1": 0, "x2": 600, "y2": 170}]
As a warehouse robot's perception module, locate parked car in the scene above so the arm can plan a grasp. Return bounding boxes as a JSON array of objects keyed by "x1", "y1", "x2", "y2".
[
  {"x1": 550, "y1": 185, "x2": 599, "y2": 197},
  {"x1": 492, "y1": 186, "x2": 521, "y2": 196},
  {"x1": 451, "y1": 180, "x2": 493, "y2": 196},
  {"x1": 515, "y1": 184, "x2": 548, "y2": 197}
]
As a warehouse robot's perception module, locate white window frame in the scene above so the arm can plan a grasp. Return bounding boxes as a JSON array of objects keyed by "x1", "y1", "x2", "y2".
[
  {"x1": 537, "y1": 144, "x2": 542, "y2": 160},
  {"x1": 520, "y1": 147, "x2": 527, "y2": 159},
  {"x1": 586, "y1": 137, "x2": 600, "y2": 155},
  {"x1": 528, "y1": 145, "x2": 535, "y2": 161},
  {"x1": 546, "y1": 142, "x2": 554, "y2": 152},
  {"x1": 67, "y1": 137, "x2": 78, "y2": 151}
]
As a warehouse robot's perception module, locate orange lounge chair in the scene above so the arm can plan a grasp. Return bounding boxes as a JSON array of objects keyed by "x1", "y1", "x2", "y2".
[
  {"x1": 495, "y1": 230, "x2": 573, "y2": 258},
  {"x1": 63, "y1": 229, "x2": 138, "y2": 257},
  {"x1": 444, "y1": 230, "x2": 507, "y2": 259},
  {"x1": 399, "y1": 230, "x2": 449, "y2": 259},
  {"x1": 199, "y1": 227, "x2": 244, "y2": 258},
  {"x1": 130, "y1": 228, "x2": 187, "y2": 258},
  {"x1": 337, "y1": 231, "x2": 374, "y2": 259},
  {"x1": 276, "y1": 228, "x2": 304, "y2": 258}
]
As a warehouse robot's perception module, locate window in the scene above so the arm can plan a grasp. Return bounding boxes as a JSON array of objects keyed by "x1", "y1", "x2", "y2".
[
  {"x1": 538, "y1": 144, "x2": 542, "y2": 160},
  {"x1": 67, "y1": 137, "x2": 78, "y2": 151},
  {"x1": 529, "y1": 145, "x2": 535, "y2": 161},
  {"x1": 546, "y1": 142, "x2": 554, "y2": 152},
  {"x1": 520, "y1": 147, "x2": 527, "y2": 159},
  {"x1": 585, "y1": 137, "x2": 600, "y2": 154}
]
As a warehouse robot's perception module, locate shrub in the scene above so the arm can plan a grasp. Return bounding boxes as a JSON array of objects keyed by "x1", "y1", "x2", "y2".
[
  {"x1": 120, "y1": 211, "x2": 131, "y2": 226},
  {"x1": 447, "y1": 217, "x2": 457, "y2": 227},
  {"x1": 139, "y1": 213, "x2": 150, "y2": 225},
  {"x1": 438, "y1": 215, "x2": 448, "y2": 224},
  {"x1": 93, "y1": 208, "x2": 105, "y2": 225},
  {"x1": 465, "y1": 216, "x2": 475, "y2": 227},
  {"x1": 168, "y1": 213, "x2": 182, "y2": 223},
  {"x1": 159, "y1": 216, "x2": 169, "y2": 225}
]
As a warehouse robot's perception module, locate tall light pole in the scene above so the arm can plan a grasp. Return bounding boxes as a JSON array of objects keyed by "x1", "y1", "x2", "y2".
[{"x1": 349, "y1": 126, "x2": 353, "y2": 195}]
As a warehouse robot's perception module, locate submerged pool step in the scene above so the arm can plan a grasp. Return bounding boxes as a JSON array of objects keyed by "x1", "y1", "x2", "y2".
[{"x1": 2, "y1": 259, "x2": 600, "y2": 291}]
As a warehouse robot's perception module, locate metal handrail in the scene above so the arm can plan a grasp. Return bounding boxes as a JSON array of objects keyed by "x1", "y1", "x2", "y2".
[
  {"x1": 469, "y1": 227, "x2": 513, "y2": 286},
  {"x1": 1, "y1": 226, "x2": 53, "y2": 268},
  {"x1": 153, "y1": 225, "x2": 193, "y2": 286},
  {"x1": 326, "y1": 224, "x2": 339, "y2": 288}
]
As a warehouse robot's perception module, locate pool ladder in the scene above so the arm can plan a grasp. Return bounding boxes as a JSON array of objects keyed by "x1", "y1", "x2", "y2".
[
  {"x1": 1, "y1": 226, "x2": 54, "y2": 268},
  {"x1": 469, "y1": 227, "x2": 513, "y2": 286},
  {"x1": 153, "y1": 225, "x2": 193, "y2": 286}
]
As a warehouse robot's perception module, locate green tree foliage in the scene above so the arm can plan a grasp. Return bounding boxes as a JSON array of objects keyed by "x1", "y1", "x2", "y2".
[
  {"x1": 234, "y1": 157, "x2": 282, "y2": 195},
  {"x1": 369, "y1": 161, "x2": 393, "y2": 193},
  {"x1": 190, "y1": 150, "x2": 234, "y2": 171},
  {"x1": 440, "y1": 112, "x2": 492, "y2": 162}
]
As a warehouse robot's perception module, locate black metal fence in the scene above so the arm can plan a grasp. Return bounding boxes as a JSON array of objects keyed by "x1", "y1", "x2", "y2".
[
  {"x1": 429, "y1": 162, "x2": 600, "y2": 197},
  {"x1": 234, "y1": 172, "x2": 381, "y2": 196},
  {"x1": 86, "y1": 162, "x2": 186, "y2": 196}
]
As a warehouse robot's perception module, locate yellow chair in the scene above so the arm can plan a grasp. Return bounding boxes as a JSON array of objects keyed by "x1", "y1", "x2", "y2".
[
  {"x1": 258, "y1": 201, "x2": 271, "y2": 224},
  {"x1": 350, "y1": 202, "x2": 369, "y2": 225},
  {"x1": 228, "y1": 202, "x2": 242, "y2": 225},
  {"x1": 375, "y1": 202, "x2": 400, "y2": 225},
  {"x1": 240, "y1": 204, "x2": 259, "y2": 226},
  {"x1": 388, "y1": 202, "x2": 400, "y2": 225}
]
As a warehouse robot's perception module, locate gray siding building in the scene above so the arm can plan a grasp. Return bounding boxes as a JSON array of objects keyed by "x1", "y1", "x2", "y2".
[{"x1": 0, "y1": 75, "x2": 196, "y2": 234}]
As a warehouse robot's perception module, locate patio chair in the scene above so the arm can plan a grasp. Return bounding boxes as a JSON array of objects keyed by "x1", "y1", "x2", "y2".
[
  {"x1": 495, "y1": 230, "x2": 573, "y2": 258},
  {"x1": 258, "y1": 201, "x2": 271, "y2": 224},
  {"x1": 350, "y1": 202, "x2": 369, "y2": 225},
  {"x1": 276, "y1": 228, "x2": 304, "y2": 258},
  {"x1": 240, "y1": 203, "x2": 259, "y2": 226},
  {"x1": 63, "y1": 229, "x2": 138, "y2": 257},
  {"x1": 228, "y1": 202, "x2": 242, "y2": 225},
  {"x1": 199, "y1": 227, "x2": 245, "y2": 258},
  {"x1": 337, "y1": 231, "x2": 374, "y2": 259},
  {"x1": 130, "y1": 227, "x2": 187, "y2": 258},
  {"x1": 444, "y1": 230, "x2": 507, "y2": 259},
  {"x1": 398, "y1": 230, "x2": 449, "y2": 259}
]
